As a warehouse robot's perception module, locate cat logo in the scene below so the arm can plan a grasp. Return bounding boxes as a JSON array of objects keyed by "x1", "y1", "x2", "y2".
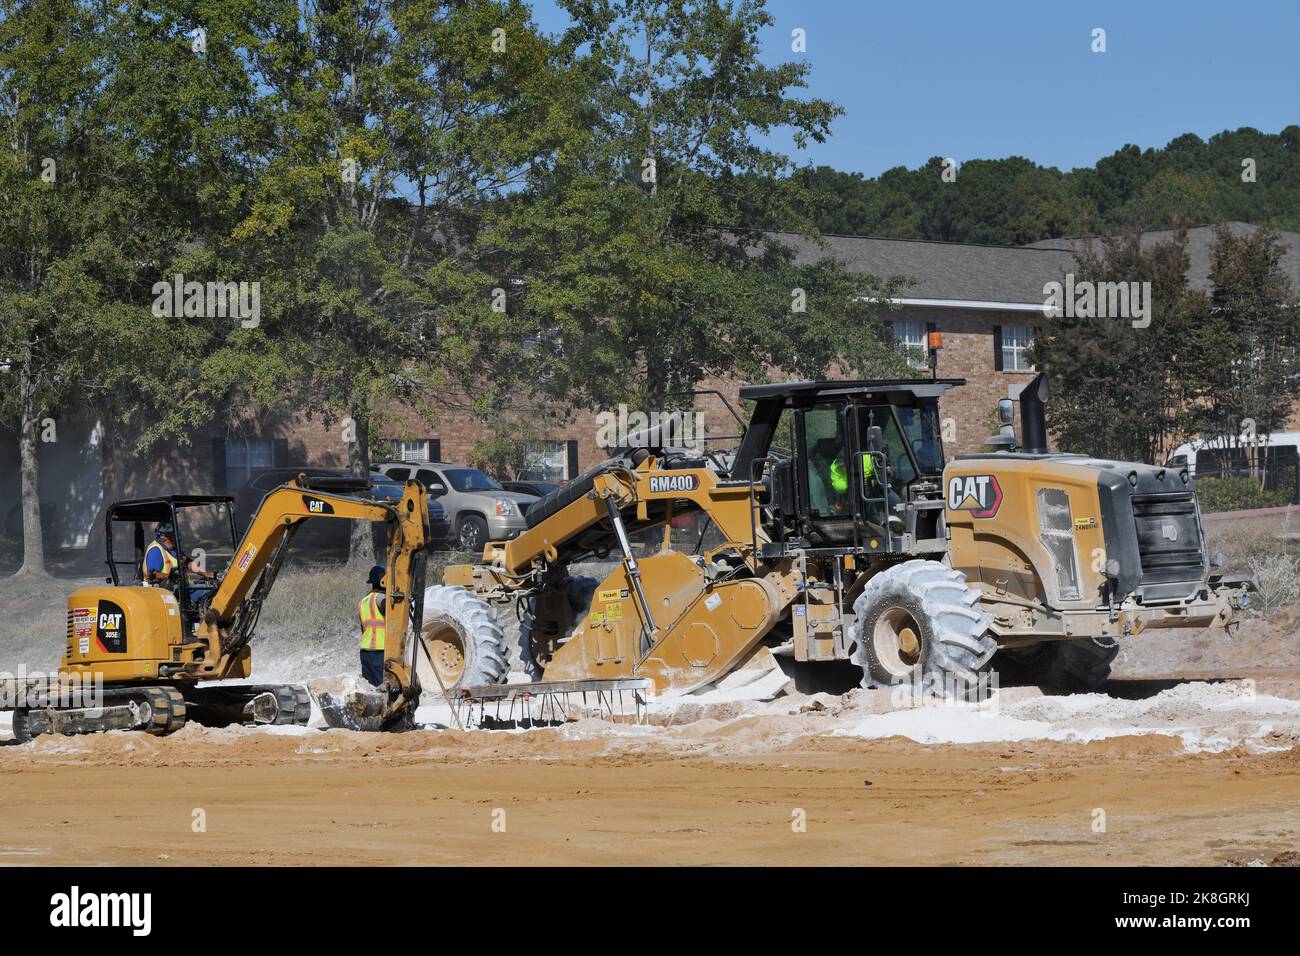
[
  {"x1": 96, "y1": 599, "x2": 128, "y2": 654},
  {"x1": 302, "y1": 495, "x2": 334, "y2": 515},
  {"x1": 946, "y1": 473, "x2": 1003, "y2": 519},
  {"x1": 648, "y1": 474, "x2": 698, "y2": 494}
]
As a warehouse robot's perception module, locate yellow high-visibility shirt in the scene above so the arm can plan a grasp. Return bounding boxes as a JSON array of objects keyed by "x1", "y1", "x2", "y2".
[
  {"x1": 143, "y1": 541, "x2": 179, "y2": 583},
  {"x1": 357, "y1": 592, "x2": 386, "y2": 651}
]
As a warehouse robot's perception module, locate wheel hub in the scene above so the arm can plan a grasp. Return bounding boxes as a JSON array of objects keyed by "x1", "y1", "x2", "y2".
[
  {"x1": 423, "y1": 620, "x2": 466, "y2": 686},
  {"x1": 873, "y1": 607, "x2": 923, "y2": 678}
]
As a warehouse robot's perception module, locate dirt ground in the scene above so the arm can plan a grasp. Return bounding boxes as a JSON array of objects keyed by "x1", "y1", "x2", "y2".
[
  {"x1": 0, "y1": 676, "x2": 1297, "y2": 867},
  {"x1": 1, "y1": 530, "x2": 1298, "y2": 867}
]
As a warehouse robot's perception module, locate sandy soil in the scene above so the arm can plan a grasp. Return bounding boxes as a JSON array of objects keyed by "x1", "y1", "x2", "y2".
[
  {"x1": 2, "y1": 544, "x2": 1298, "y2": 867},
  {"x1": 0, "y1": 677, "x2": 1297, "y2": 867}
]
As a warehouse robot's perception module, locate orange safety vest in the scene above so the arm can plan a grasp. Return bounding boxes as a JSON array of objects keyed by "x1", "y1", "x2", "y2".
[
  {"x1": 143, "y1": 541, "x2": 179, "y2": 583},
  {"x1": 357, "y1": 592, "x2": 386, "y2": 651}
]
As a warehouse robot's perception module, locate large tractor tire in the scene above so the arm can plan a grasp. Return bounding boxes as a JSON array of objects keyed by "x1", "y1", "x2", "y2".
[
  {"x1": 417, "y1": 585, "x2": 509, "y2": 691},
  {"x1": 991, "y1": 639, "x2": 1119, "y2": 693},
  {"x1": 516, "y1": 576, "x2": 599, "y2": 680},
  {"x1": 849, "y1": 560, "x2": 997, "y2": 698}
]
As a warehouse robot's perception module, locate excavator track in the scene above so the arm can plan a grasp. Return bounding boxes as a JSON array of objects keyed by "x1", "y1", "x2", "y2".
[
  {"x1": 9, "y1": 682, "x2": 312, "y2": 743},
  {"x1": 12, "y1": 685, "x2": 187, "y2": 743},
  {"x1": 180, "y1": 683, "x2": 312, "y2": 728}
]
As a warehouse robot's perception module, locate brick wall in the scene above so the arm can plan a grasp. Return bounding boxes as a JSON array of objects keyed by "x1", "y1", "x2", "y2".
[
  {"x1": 906, "y1": 307, "x2": 1047, "y2": 454},
  {"x1": 273, "y1": 305, "x2": 1053, "y2": 477}
]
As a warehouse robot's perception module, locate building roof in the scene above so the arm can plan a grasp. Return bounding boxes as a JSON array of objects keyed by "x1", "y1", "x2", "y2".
[
  {"x1": 1025, "y1": 222, "x2": 1300, "y2": 294},
  {"x1": 769, "y1": 231, "x2": 1075, "y2": 305},
  {"x1": 767, "y1": 222, "x2": 1300, "y2": 307}
]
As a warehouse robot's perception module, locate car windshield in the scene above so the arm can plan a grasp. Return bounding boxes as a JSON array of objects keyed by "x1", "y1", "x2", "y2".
[{"x1": 442, "y1": 468, "x2": 502, "y2": 493}]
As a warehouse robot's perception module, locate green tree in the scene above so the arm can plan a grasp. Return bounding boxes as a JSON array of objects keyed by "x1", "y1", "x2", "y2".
[
  {"x1": 202, "y1": 0, "x2": 582, "y2": 563},
  {"x1": 0, "y1": 0, "x2": 112, "y2": 577},
  {"x1": 0, "y1": 0, "x2": 279, "y2": 576},
  {"x1": 1029, "y1": 229, "x2": 1201, "y2": 463},
  {"x1": 488, "y1": 0, "x2": 903, "y2": 416},
  {"x1": 764, "y1": 126, "x2": 1300, "y2": 242},
  {"x1": 1182, "y1": 224, "x2": 1300, "y2": 475}
]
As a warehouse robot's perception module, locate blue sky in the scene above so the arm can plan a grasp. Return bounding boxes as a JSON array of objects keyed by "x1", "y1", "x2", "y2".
[{"x1": 529, "y1": 0, "x2": 1300, "y2": 176}]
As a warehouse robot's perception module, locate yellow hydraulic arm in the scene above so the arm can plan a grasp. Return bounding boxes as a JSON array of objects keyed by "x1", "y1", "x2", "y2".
[{"x1": 196, "y1": 478, "x2": 430, "y2": 720}]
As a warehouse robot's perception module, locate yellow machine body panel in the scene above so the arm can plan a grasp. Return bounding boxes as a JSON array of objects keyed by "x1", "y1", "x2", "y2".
[
  {"x1": 61, "y1": 585, "x2": 186, "y2": 682},
  {"x1": 944, "y1": 457, "x2": 1108, "y2": 610},
  {"x1": 542, "y1": 549, "x2": 793, "y2": 695}
]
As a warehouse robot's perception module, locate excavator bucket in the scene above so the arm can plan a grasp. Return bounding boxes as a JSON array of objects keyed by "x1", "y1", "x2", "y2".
[
  {"x1": 308, "y1": 677, "x2": 391, "y2": 732},
  {"x1": 315, "y1": 689, "x2": 388, "y2": 732}
]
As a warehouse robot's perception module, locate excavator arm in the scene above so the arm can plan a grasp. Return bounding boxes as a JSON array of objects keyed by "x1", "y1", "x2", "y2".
[{"x1": 196, "y1": 477, "x2": 430, "y2": 727}]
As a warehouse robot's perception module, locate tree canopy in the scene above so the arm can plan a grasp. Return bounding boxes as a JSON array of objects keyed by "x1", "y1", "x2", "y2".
[{"x1": 771, "y1": 126, "x2": 1300, "y2": 244}]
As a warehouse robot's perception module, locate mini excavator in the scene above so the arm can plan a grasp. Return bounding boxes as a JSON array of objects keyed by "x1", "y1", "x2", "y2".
[{"x1": 13, "y1": 475, "x2": 430, "y2": 740}]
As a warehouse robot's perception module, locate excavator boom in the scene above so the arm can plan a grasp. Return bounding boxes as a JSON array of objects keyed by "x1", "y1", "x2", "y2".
[{"x1": 30, "y1": 476, "x2": 431, "y2": 740}]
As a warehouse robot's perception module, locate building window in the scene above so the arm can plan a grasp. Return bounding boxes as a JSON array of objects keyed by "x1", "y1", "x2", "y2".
[
  {"x1": 225, "y1": 439, "x2": 275, "y2": 487},
  {"x1": 521, "y1": 441, "x2": 566, "y2": 482},
  {"x1": 999, "y1": 325, "x2": 1033, "y2": 372},
  {"x1": 389, "y1": 439, "x2": 436, "y2": 463},
  {"x1": 890, "y1": 321, "x2": 928, "y2": 369}
]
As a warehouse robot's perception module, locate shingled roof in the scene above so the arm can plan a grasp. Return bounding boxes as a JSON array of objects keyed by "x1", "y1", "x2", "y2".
[
  {"x1": 769, "y1": 231, "x2": 1075, "y2": 305},
  {"x1": 767, "y1": 222, "x2": 1300, "y2": 306},
  {"x1": 1026, "y1": 222, "x2": 1300, "y2": 295}
]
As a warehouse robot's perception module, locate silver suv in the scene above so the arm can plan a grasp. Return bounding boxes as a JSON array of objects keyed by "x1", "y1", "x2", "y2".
[{"x1": 375, "y1": 461, "x2": 538, "y2": 551}]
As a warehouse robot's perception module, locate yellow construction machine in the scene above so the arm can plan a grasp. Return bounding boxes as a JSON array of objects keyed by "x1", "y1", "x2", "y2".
[
  {"x1": 12, "y1": 474, "x2": 465, "y2": 740},
  {"x1": 442, "y1": 374, "x2": 1255, "y2": 700}
]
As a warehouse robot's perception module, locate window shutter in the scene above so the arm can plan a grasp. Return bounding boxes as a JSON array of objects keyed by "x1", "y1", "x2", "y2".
[
  {"x1": 428, "y1": 439, "x2": 441, "y2": 462},
  {"x1": 212, "y1": 438, "x2": 227, "y2": 494},
  {"x1": 273, "y1": 438, "x2": 289, "y2": 467},
  {"x1": 993, "y1": 326, "x2": 1004, "y2": 372},
  {"x1": 566, "y1": 439, "x2": 579, "y2": 480}
]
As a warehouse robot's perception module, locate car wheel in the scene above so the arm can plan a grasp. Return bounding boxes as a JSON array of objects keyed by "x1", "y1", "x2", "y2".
[{"x1": 456, "y1": 514, "x2": 488, "y2": 552}]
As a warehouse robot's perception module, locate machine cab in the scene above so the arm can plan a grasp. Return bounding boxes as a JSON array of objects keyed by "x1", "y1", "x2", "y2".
[
  {"x1": 105, "y1": 496, "x2": 239, "y2": 631},
  {"x1": 732, "y1": 379, "x2": 960, "y2": 555}
]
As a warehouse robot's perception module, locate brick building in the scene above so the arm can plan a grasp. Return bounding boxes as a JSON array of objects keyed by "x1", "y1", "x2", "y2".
[{"x1": 4, "y1": 222, "x2": 1297, "y2": 561}]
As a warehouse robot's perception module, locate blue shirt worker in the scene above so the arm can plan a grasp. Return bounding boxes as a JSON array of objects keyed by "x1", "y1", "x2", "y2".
[
  {"x1": 144, "y1": 523, "x2": 216, "y2": 605},
  {"x1": 357, "y1": 565, "x2": 388, "y2": 687}
]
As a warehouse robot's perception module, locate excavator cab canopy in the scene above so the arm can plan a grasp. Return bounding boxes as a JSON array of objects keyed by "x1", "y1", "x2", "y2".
[{"x1": 105, "y1": 495, "x2": 238, "y2": 589}]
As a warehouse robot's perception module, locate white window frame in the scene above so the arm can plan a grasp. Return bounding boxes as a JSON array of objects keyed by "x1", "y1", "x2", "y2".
[
  {"x1": 521, "y1": 441, "x2": 566, "y2": 482},
  {"x1": 225, "y1": 438, "x2": 275, "y2": 486},
  {"x1": 1002, "y1": 325, "x2": 1034, "y2": 372},
  {"x1": 891, "y1": 320, "x2": 928, "y2": 370},
  {"x1": 391, "y1": 439, "x2": 431, "y2": 463}
]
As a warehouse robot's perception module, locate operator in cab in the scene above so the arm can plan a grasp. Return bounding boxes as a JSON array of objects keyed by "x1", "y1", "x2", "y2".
[
  {"x1": 357, "y1": 564, "x2": 388, "y2": 687},
  {"x1": 144, "y1": 523, "x2": 217, "y2": 606},
  {"x1": 829, "y1": 452, "x2": 904, "y2": 535}
]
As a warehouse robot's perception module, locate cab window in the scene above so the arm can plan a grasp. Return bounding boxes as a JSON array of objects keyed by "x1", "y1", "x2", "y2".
[
  {"x1": 859, "y1": 406, "x2": 916, "y2": 492},
  {"x1": 801, "y1": 406, "x2": 849, "y2": 518}
]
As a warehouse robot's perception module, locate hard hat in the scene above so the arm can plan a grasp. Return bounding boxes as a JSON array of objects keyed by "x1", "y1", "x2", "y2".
[
  {"x1": 155, "y1": 522, "x2": 175, "y2": 539},
  {"x1": 368, "y1": 565, "x2": 386, "y2": 588}
]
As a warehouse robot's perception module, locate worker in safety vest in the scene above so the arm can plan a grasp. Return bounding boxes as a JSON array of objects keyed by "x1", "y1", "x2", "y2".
[
  {"x1": 143, "y1": 523, "x2": 215, "y2": 588},
  {"x1": 830, "y1": 453, "x2": 902, "y2": 533},
  {"x1": 357, "y1": 565, "x2": 387, "y2": 687}
]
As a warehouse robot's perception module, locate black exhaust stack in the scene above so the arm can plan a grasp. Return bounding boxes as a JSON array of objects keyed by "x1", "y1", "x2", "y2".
[{"x1": 1019, "y1": 373, "x2": 1050, "y2": 454}]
